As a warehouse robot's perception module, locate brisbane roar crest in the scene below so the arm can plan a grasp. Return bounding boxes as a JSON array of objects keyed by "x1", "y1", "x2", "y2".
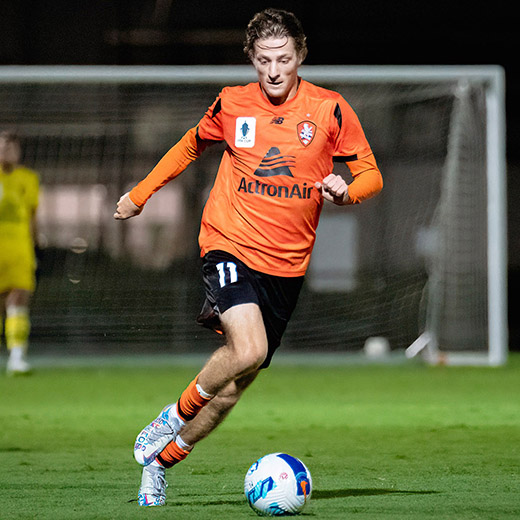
[{"x1": 297, "y1": 121, "x2": 316, "y2": 147}]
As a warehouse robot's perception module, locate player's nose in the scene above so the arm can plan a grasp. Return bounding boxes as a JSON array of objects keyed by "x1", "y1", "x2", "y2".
[{"x1": 267, "y1": 62, "x2": 280, "y2": 78}]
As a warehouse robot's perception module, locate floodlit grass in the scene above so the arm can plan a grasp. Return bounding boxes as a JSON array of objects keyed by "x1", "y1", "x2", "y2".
[{"x1": 1, "y1": 353, "x2": 519, "y2": 519}]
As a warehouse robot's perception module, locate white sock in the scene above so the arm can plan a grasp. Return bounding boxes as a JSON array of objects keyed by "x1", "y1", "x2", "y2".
[{"x1": 8, "y1": 346, "x2": 25, "y2": 361}]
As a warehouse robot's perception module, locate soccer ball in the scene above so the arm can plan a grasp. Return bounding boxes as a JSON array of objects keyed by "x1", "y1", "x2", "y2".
[{"x1": 244, "y1": 453, "x2": 312, "y2": 516}]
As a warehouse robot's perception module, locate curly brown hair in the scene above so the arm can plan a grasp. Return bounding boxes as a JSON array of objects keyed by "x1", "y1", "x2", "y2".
[{"x1": 243, "y1": 8, "x2": 307, "y2": 63}]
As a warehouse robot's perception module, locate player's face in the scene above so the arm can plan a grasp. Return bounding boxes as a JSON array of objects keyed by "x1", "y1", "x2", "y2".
[
  {"x1": 252, "y1": 36, "x2": 301, "y2": 105},
  {"x1": 0, "y1": 137, "x2": 21, "y2": 167}
]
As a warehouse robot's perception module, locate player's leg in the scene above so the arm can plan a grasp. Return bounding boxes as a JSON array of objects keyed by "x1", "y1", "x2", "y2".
[
  {"x1": 2, "y1": 239, "x2": 36, "y2": 375},
  {"x1": 136, "y1": 303, "x2": 265, "y2": 506},
  {"x1": 196, "y1": 302, "x2": 267, "y2": 394},
  {"x1": 5, "y1": 288, "x2": 32, "y2": 375},
  {"x1": 137, "y1": 371, "x2": 259, "y2": 506},
  {"x1": 136, "y1": 262, "x2": 305, "y2": 506},
  {"x1": 134, "y1": 302, "x2": 267, "y2": 466}
]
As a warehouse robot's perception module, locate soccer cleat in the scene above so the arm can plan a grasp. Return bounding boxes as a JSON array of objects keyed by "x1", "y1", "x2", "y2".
[
  {"x1": 134, "y1": 403, "x2": 185, "y2": 466},
  {"x1": 6, "y1": 348, "x2": 31, "y2": 375},
  {"x1": 137, "y1": 463, "x2": 168, "y2": 506}
]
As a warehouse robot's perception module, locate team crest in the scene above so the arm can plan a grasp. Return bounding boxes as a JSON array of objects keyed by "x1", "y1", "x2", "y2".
[{"x1": 297, "y1": 121, "x2": 316, "y2": 146}]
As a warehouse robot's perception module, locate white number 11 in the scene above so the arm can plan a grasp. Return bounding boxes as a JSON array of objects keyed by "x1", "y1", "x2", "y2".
[{"x1": 216, "y1": 261, "x2": 238, "y2": 287}]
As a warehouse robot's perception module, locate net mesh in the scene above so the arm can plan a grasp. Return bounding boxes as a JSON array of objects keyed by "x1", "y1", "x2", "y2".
[{"x1": 0, "y1": 70, "x2": 489, "y2": 356}]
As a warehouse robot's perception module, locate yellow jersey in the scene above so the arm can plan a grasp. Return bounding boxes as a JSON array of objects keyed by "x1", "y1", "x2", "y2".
[
  {"x1": 0, "y1": 165, "x2": 39, "y2": 291},
  {"x1": 0, "y1": 165, "x2": 39, "y2": 243}
]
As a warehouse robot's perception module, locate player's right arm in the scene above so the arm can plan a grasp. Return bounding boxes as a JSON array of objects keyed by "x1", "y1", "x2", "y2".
[
  {"x1": 113, "y1": 126, "x2": 209, "y2": 220},
  {"x1": 113, "y1": 192, "x2": 142, "y2": 220}
]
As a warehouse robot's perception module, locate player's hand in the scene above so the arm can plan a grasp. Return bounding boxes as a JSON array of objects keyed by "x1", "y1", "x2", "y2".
[
  {"x1": 113, "y1": 192, "x2": 142, "y2": 220},
  {"x1": 315, "y1": 174, "x2": 350, "y2": 205}
]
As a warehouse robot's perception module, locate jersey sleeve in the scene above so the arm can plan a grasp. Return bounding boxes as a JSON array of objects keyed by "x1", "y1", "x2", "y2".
[
  {"x1": 129, "y1": 91, "x2": 227, "y2": 207},
  {"x1": 345, "y1": 153, "x2": 383, "y2": 204},
  {"x1": 332, "y1": 96, "x2": 373, "y2": 160},
  {"x1": 129, "y1": 126, "x2": 207, "y2": 207},
  {"x1": 330, "y1": 95, "x2": 382, "y2": 204}
]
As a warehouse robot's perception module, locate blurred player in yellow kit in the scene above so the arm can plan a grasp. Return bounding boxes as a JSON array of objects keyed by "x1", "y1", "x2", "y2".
[{"x1": 0, "y1": 131, "x2": 40, "y2": 375}]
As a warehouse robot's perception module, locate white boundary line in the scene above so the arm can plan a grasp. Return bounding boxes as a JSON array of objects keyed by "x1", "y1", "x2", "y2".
[{"x1": 0, "y1": 351, "x2": 411, "y2": 369}]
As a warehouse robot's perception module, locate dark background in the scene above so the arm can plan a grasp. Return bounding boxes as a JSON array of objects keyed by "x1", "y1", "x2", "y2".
[{"x1": 1, "y1": 0, "x2": 517, "y2": 347}]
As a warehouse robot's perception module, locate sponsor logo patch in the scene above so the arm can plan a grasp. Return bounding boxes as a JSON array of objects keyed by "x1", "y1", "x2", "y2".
[
  {"x1": 254, "y1": 147, "x2": 295, "y2": 177},
  {"x1": 235, "y1": 117, "x2": 256, "y2": 147}
]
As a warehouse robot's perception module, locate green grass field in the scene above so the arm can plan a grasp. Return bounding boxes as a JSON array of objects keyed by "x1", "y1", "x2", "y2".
[{"x1": 1, "y1": 353, "x2": 519, "y2": 519}]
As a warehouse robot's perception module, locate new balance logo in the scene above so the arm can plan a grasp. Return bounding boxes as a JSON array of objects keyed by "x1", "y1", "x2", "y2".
[
  {"x1": 254, "y1": 147, "x2": 295, "y2": 177},
  {"x1": 270, "y1": 117, "x2": 284, "y2": 124}
]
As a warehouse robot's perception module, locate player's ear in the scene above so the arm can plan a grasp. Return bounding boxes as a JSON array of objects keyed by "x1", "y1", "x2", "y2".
[{"x1": 298, "y1": 47, "x2": 307, "y2": 66}]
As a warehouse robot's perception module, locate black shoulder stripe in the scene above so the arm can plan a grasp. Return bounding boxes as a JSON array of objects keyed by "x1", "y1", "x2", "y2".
[
  {"x1": 212, "y1": 98, "x2": 222, "y2": 118},
  {"x1": 334, "y1": 103, "x2": 342, "y2": 129},
  {"x1": 334, "y1": 154, "x2": 358, "y2": 162}
]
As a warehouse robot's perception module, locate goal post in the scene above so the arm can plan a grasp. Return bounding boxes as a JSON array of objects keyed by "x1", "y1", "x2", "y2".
[
  {"x1": 401, "y1": 67, "x2": 507, "y2": 366},
  {"x1": 0, "y1": 65, "x2": 507, "y2": 365},
  {"x1": 306, "y1": 65, "x2": 507, "y2": 366}
]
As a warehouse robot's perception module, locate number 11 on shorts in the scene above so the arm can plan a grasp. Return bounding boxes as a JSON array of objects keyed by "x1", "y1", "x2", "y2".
[{"x1": 216, "y1": 262, "x2": 238, "y2": 287}]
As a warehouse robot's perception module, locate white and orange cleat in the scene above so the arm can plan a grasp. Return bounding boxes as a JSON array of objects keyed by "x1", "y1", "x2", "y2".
[
  {"x1": 134, "y1": 403, "x2": 185, "y2": 466},
  {"x1": 137, "y1": 463, "x2": 167, "y2": 506}
]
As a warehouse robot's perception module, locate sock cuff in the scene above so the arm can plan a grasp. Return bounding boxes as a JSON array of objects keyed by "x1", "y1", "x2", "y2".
[
  {"x1": 175, "y1": 435, "x2": 193, "y2": 451},
  {"x1": 156, "y1": 439, "x2": 191, "y2": 468},
  {"x1": 195, "y1": 382, "x2": 213, "y2": 400},
  {"x1": 177, "y1": 376, "x2": 213, "y2": 422}
]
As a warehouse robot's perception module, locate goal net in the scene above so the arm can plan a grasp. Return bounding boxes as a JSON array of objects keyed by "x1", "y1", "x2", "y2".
[{"x1": 0, "y1": 65, "x2": 507, "y2": 365}]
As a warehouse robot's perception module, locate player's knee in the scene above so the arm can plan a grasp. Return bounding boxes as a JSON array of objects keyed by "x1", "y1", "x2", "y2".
[
  {"x1": 234, "y1": 340, "x2": 267, "y2": 372},
  {"x1": 221, "y1": 303, "x2": 269, "y2": 372},
  {"x1": 248, "y1": 350, "x2": 267, "y2": 371}
]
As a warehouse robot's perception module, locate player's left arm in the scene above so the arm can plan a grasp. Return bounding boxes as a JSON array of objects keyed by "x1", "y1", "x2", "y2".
[
  {"x1": 315, "y1": 153, "x2": 382, "y2": 206},
  {"x1": 318, "y1": 96, "x2": 383, "y2": 206}
]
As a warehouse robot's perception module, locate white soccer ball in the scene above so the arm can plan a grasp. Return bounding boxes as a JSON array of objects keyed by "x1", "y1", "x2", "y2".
[
  {"x1": 364, "y1": 336, "x2": 390, "y2": 358},
  {"x1": 244, "y1": 453, "x2": 312, "y2": 516}
]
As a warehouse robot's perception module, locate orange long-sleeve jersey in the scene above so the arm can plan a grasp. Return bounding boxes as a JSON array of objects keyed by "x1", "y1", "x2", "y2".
[{"x1": 130, "y1": 79, "x2": 382, "y2": 276}]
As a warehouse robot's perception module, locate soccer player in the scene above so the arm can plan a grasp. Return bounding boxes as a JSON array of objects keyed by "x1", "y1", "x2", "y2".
[
  {"x1": 114, "y1": 8, "x2": 383, "y2": 506},
  {"x1": 0, "y1": 131, "x2": 40, "y2": 375}
]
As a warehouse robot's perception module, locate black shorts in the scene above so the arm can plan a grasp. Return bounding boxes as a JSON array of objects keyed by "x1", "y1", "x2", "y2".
[{"x1": 196, "y1": 250, "x2": 304, "y2": 368}]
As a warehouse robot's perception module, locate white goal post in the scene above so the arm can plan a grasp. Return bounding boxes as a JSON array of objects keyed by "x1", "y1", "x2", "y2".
[{"x1": 0, "y1": 65, "x2": 507, "y2": 365}]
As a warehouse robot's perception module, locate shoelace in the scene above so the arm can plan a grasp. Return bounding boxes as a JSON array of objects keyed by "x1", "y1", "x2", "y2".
[{"x1": 154, "y1": 474, "x2": 168, "y2": 492}]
